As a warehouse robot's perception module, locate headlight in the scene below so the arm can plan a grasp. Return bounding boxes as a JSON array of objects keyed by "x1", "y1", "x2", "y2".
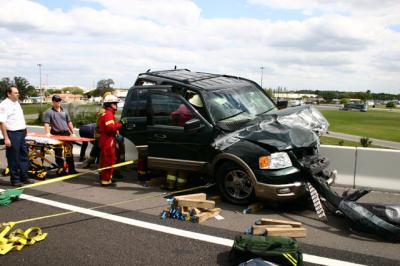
[{"x1": 259, "y1": 152, "x2": 292, "y2": 169}]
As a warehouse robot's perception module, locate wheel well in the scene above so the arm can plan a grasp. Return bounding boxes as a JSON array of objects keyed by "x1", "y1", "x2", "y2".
[
  {"x1": 212, "y1": 159, "x2": 233, "y2": 178},
  {"x1": 212, "y1": 154, "x2": 258, "y2": 185}
]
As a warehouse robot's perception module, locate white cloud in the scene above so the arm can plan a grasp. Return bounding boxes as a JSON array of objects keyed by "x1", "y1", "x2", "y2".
[
  {"x1": 86, "y1": 0, "x2": 202, "y2": 25},
  {"x1": 0, "y1": 0, "x2": 399, "y2": 93}
]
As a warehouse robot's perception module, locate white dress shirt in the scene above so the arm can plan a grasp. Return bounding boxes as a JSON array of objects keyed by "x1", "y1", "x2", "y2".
[{"x1": 0, "y1": 98, "x2": 26, "y2": 131}]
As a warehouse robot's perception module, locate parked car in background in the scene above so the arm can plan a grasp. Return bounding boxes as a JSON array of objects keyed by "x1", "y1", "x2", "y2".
[
  {"x1": 121, "y1": 69, "x2": 335, "y2": 204},
  {"x1": 341, "y1": 103, "x2": 368, "y2": 112}
]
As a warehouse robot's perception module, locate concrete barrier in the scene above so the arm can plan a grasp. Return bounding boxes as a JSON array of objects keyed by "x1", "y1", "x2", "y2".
[
  {"x1": 319, "y1": 145, "x2": 356, "y2": 187},
  {"x1": 355, "y1": 147, "x2": 400, "y2": 192},
  {"x1": 320, "y1": 145, "x2": 400, "y2": 192}
]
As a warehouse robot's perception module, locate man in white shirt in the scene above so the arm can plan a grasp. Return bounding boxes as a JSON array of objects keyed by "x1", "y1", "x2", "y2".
[{"x1": 0, "y1": 86, "x2": 33, "y2": 187}]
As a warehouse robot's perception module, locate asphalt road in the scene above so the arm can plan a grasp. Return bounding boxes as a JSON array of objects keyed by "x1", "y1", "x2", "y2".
[
  {"x1": 1, "y1": 170, "x2": 399, "y2": 266},
  {"x1": 0, "y1": 127, "x2": 399, "y2": 265}
]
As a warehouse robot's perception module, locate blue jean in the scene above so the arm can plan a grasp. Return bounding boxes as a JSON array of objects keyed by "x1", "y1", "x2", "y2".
[{"x1": 6, "y1": 130, "x2": 29, "y2": 183}]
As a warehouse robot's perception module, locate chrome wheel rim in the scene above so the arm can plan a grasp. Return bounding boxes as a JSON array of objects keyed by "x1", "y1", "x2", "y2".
[{"x1": 224, "y1": 169, "x2": 253, "y2": 200}]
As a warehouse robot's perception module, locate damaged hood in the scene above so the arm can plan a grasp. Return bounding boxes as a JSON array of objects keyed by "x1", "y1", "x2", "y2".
[{"x1": 214, "y1": 105, "x2": 329, "y2": 151}]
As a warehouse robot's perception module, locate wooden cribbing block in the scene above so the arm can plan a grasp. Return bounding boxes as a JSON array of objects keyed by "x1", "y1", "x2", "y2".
[
  {"x1": 196, "y1": 208, "x2": 221, "y2": 223},
  {"x1": 252, "y1": 225, "x2": 293, "y2": 235},
  {"x1": 265, "y1": 227, "x2": 307, "y2": 238},
  {"x1": 208, "y1": 195, "x2": 222, "y2": 204},
  {"x1": 175, "y1": 193, "x2": 207, "y2": 201},
  {"x1": 181, "y1": 206, "x2": 190, "y2": 216},
  {"x1": 176, "y1": 199, "x2": 215, "y2": 209},
  {"x1": 260, "y1": 218, "x2": 302, "y2": 227},
  {"x1": 190, "y1": 208, "x2": 201, "y2": 215}
]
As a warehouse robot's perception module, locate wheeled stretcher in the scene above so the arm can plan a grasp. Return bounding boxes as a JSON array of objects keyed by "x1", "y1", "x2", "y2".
[
  {"x1": 1, "y1": 133, "x2": 94, "y2": 180},
  {"x1": 25, "y1": 135, "x2": 66, "y2": 179}
]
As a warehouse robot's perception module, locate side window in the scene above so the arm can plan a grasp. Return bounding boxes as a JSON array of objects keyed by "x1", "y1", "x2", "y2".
[
  {"x1": 150, "y1": 94, "x2": 194, "y2": 127},
  {"x1": 125, "y1": 89, "x2": 148, "y2": 117}
]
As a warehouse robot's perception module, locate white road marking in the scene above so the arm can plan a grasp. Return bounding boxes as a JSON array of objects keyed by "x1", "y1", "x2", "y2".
[{"x1": 0, "y1": 189, "x2": 364, "y2": 266}]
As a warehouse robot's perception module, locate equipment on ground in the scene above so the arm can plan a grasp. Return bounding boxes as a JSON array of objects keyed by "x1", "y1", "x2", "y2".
[
  {"x1": 161, "y1": 193, "x2": 221, "y2": 223},
  {"x1": 230, "y1": 235, "x2": 303, "y2": 266}
]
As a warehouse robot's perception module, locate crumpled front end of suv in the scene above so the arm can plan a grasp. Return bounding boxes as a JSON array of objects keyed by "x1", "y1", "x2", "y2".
[{"x1": 214, "y1": 105, "x2": 335, "y2": 201}]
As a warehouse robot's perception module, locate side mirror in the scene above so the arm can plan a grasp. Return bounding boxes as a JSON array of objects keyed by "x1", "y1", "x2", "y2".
[
  {"x1": 184, "y1": 118, "x2": 204, "y2": 134},
  {"x1": 276, "y1": 100, "x2": 288, "y2": 110}
]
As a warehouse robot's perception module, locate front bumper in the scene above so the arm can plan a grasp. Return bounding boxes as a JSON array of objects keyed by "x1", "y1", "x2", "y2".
[{"x1": 253, "y1": 156, "x2": 335, "y2": 201}]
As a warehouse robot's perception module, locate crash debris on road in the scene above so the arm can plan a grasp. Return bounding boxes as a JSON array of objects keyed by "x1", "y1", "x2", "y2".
[{"x1": 160, "y1": 193, "x2": 222, "y2": 223}]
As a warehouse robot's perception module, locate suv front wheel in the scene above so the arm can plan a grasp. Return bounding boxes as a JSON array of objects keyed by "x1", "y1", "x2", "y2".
[{"x1": 216, "y1": 161, "x2": 255, "y2": 205}]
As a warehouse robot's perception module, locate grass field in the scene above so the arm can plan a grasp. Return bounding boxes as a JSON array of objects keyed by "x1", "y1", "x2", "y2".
[
  {"x1": 21, "y1": 103, "x2": 100, "y2": 114},
  {"x1": 321, "y1": 109, "x2": 400, "y2": 142},
  {"x1": 21, "y1": 103, "x2": 52, "y2": 114},
  {"x1": 320, "y1": 136, "x2": 383, "y2": 148}
]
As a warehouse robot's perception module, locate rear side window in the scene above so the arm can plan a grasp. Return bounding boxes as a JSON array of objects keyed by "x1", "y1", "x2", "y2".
[
  {"x1": 150, "y1": 94, "x2": 194, "y2": 127},
  {"x1": 125, "y1": 89, "x2": 148, "y2": 117}
]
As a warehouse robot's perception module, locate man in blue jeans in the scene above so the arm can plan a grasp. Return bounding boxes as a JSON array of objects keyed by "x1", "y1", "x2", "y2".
[{"x1": 0, "y1": 86, "x2": 33, "y2": 187}]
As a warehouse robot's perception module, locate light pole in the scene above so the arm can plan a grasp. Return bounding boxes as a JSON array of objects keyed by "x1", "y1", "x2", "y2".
[
  {"x1": 37, "y1": 64, "x2": 42, "y2": 109},
  {"x1": 260, "y1": 66, "x2": 264, "y2": 88}
]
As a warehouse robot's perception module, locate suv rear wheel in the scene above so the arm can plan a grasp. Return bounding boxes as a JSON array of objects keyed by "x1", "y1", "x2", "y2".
[{"x1": 216, "y1": 161, "x2": 254, "y2": 204}]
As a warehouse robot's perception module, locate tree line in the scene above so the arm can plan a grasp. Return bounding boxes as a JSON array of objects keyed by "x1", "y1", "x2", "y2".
[
  {"x1": 0, "y1": 76, "x2": 116, "y2": 100},
  {"x1": 0, "y1": 77, "x2": 37, "y2": 100},
  {"x1": 3, "y1": 75, "x2": 396, "y2": 103},
  {"x1": 294, "y1": 89, "x2": 400, "y2": 102}
]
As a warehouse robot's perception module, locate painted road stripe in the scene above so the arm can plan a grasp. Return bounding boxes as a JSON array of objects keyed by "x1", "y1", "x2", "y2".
[{"x1": 5, "y1": 191, "x2": 363, "y2": 266}]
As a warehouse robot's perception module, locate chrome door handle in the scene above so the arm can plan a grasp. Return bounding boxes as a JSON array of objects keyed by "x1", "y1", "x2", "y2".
[
  {"x1": 126, "y1": 123, "x2": 136, "y2": 130},
  {"x1": 153, "y1": 133, "x2": 167, "y2": 139}
]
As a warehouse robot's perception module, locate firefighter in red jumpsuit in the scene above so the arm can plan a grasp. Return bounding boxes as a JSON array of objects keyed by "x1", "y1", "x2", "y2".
[{"x1": 98, "y1": 95, "x2": 122, "y2": 187}]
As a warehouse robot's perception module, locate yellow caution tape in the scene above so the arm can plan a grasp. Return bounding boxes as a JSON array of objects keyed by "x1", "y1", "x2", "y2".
[
  {"x1": 0, "y1": 176, "x2": 212, "y2": 256},
  {"x1": 12, "y1": 183, "x2": 214, "y2": 226},
  {"x1": 0, "y1": 222, "x2": 47, "y2": 255},
  {"x1": 19, "y1": 160, "x2": 135, "y2": 190}
]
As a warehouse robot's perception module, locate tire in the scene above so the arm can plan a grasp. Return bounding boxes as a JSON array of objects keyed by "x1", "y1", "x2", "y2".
[{"x1": 216, "y1": 161, "x2": 255, "y2": 205}]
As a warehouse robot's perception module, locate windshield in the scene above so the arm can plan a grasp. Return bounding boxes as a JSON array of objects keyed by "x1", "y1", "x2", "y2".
[{"x1": 207, "y1": 85, "x2": 276, "y2": 122}]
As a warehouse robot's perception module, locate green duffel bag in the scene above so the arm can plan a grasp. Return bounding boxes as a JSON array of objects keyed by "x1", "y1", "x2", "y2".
[{"x1": 229, "y1": 235, "x2": 303, "y2": 266}]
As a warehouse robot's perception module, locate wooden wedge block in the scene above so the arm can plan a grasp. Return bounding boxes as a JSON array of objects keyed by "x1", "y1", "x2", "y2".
[
  {"x1": 196, "y1": 208, "x2": 221, "y2": 223},
  {"x1": 175, "y1": 193, "x2": 207, "y2": 201},
  {"x1": 252, "y1": 225, "x2": 267, "y2": 235},
  {"x1": 176, "y1": 199, "x2": 215, "y2": 209},
  {"x1": 252, "y1": 225, "x2": 293, "y2": 235},
  {"x1": 265, "y1": 227, "x2": 307, "y2": 238},
  {"x1": 260, "y1": 218, "x2": 302, "y2": 227}
]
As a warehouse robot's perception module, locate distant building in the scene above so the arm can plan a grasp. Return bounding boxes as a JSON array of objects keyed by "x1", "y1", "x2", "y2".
[
  {"x1": 35, "y1": 85, "x2": 91, "y2": 96},
  {"x1": 348, "y1": 98, "x2": 362, "y2": 103},
  {"x1": 46, "y1": 93, "x2": 84, "y2": 103},
  {"x1": 113, "y1": 88, "x2": 128, "y2": 98},
  {"x1": 273, "y1": 92, "x2": 322, "y2": 104}
]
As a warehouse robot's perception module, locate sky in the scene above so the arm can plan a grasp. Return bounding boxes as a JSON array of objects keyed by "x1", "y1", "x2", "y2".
[{"x1": 0, "y1": 0, "x2": 400, "y2": 93}]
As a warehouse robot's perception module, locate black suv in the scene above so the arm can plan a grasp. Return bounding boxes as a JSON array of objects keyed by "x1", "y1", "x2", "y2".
[{"x1": 121, "y1": 69, "x2": 334, "y2": 204}]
